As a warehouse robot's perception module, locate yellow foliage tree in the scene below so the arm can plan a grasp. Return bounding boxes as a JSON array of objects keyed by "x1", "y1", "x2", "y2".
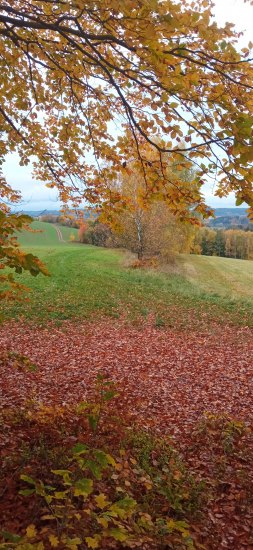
[
  {"x1": 108, "y1": 166, "x2": 197, "y2": 260},
  {"x1": 1, "y1": 0, "x2": 253, "y2": 291},
  {"x1": 0, "y1": 172, "x2": 49, "y2": 298}
]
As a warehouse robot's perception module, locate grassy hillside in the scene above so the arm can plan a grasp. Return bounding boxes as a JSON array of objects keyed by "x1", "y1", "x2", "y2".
[
  {"x1": 18, "y1": 221, "x2": 78, "y2": 247},
  {"x1": 2, "y1": 231, "x2": 253, "y2": 326},
  {"x1": 178, "y1": 254, "x2": 253, "y2": 301}
]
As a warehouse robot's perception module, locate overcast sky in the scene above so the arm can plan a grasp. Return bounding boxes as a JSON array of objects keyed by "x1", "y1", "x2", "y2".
[{"x1": 4, "y1": 0, "x2": 253, "y2": 211}]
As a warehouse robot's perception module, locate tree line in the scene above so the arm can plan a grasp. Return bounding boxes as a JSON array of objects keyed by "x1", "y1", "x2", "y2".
[
  {"x1": 78, "y1": 219, "x2": 253, "y2": 262},
  {"x1": 193, "y1": 227, "x2": 253, "y2": 260}
]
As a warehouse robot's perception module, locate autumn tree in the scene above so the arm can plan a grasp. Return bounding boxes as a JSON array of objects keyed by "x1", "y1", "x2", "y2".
[
  {"x1": 224, "y1": 229, "x2": 253, "y2": 259},
  {"x1": 0, "y1": 172, "x2": 48, "y2": 298},
  {"x1": 192, "y1": 226, "x2": 253, "y2": 259},
  {"x1": 1, "y1": 0, "x2": 253, "y2": 290},
  {"x1": 78, "y1": 221, "x2": 89, "y2": 243},
  {"x1": 107, "y1": 152, "x2": 197, "y2": 260},
  {"x1": 196, "y1": 227, "x2": 217, "y2": 256},
  {"x1": 114, "y1": 197, "x2": 196, "y2": 261},
  {"x1": 214, "y1": 230, "x2": 226, "y2": 257},
  {"x1": 86, "y1": 221, "x2": 113, "y2": 247}
]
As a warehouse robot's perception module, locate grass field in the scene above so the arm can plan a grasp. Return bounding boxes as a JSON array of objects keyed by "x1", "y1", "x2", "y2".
[
  {"x1": 1, "y1": 222, "x2": 253, "y2": 327},
  {"x1": 1, "y1": 222, "x2": 253, "y2": 549},
  {"x1": 18, "y1": 221, "x2": 78, "y2": 247},
  {"x1": 178, "y1": 254, "x2": 253, "y2": 301}
]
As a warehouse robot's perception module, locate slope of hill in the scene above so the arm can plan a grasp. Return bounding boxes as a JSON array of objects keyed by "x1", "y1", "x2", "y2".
[
  {"x1": 2, "y1": 242, "x2": 253, "y2": 327},
  {"x1": 178, "y1": 254, "x2": 253, "y2": 301},
  {"x1": 18, "y1": 221, "x2": 78, "y2": 247}
]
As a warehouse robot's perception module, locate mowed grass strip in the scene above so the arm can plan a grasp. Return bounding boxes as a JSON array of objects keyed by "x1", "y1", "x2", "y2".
[
  {"x1": 178, "y1": 254, "x2": 253, "y2": 301},
  {"x1": 1, "y1": 235, "x2": 253, "y2": 327}
]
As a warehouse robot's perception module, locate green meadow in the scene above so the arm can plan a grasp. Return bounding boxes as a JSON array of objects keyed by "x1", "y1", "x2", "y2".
[
  {"x1": 18, "y1": 221, "x2": 78, "y2": 247},
  {"x1": 1, "y1": 221, "x2": 253, "y2": 327}
]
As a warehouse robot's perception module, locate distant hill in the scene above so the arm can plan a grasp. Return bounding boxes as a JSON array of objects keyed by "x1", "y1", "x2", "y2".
[
  {"x1": 14, "y1": 207, "x2": 248, "y2": 217},
  {"x1": 213, "y1": 208, "x2": 248, "y2": 217},
  {"x1": 12, "y1": 207, "x2": 252, "y2": 229},
  {"x1": 12, "y1": 209, "x2": 93, "y2": 219},
  {"x1": 12, "y1": 209, "x2": 61, "y2": 217},
  {"x1": 206, "y1": 208, "x2": 252, "y2": 229}
]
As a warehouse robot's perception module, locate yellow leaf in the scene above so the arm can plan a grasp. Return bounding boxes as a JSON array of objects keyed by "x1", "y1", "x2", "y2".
[
  {"x1": 85, "y1": 536, "x2": 101, "y2": 549},
  {"x1": 49, "y1": 534, "x2": 59, "y2": 548},
  {"x1": 95, "y1": 493, "x2": 110, "y2": 509},
  {"x1": 106, "y1": 453, "x2": 116, "y2": 467},
  {"x1": 26, "y1": 524, "x2": 37, "y2": 539},
  {"x1": 167, "y1": 519, "x2": 176, "y2": 531},
  {"x1": 97, "y1": 516, "x2": 109, "y2": 528},
  {"x1": 65, "y1": 537, "x2": 82, "y2": 549},
  {"x1": 54, "y1": 491, "x2": 69, "y2": 499}
]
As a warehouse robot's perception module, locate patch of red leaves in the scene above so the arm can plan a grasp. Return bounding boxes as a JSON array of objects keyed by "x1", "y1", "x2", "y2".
[
  {"x1": 0, "y1": 319, "x2": 252, "y2": 435},
  {"x1": 0, "y1": 319, "x2": 253, "y2": 548}
]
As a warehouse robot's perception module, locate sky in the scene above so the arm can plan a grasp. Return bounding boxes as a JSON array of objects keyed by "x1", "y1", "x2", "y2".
[{"x1": 3, "y1": 0, "x2": 253, "y2": 212}]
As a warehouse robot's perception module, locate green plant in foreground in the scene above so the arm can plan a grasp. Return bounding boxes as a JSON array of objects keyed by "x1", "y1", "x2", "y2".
[
  {"x1": 77, "y1": 373, "x2": 119, "y2": 434},
  {"x1": 1, "y1": 442, "x2": 196, "y2": 549},
  {"x1": 196, "y1": 413, "x2": 246, "y2": 456},
  {"x1": 0, "y1": 376, "x2": 197, "y2": 549}
]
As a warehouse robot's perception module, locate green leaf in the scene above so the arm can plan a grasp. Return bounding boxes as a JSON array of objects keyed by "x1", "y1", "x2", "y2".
[
  {"x1": 54, "y1": 490, "x2": 69, "y2": 500},
  {"x1": 93, "y1": 450, "x2": 109, "y2": 467},
  {"x1": 88, "y1": 414, "x2": 98, "y2": 432},
  {"x1": 103, "y1": 390, "x2": 118, "y2": 401},
  {"x1": 74, "y1": 478, "x2": 93, "y2": 497},
  {"x1": 71, "y1": 443, "x2": 88, "y2": 455},
  {"x1": 19, "y1": 488, "x2": 35, "y2": 496},
  {"x1": 106, "y1": 453, "x2": 116, "y2": 467},
  {"x1": 114, "y1": 496, "x2": 137, "y2": 510},
  {"x1": 85, "y1": 459, "x2": 102, "y2": 480},
  {"x1": 107, "y1": 527, "x2": 128, "y2": 542},
  {"x1": 1, "y1": 531, "x2": 22, "y2": 542},
  {"x1": 96, "y1": 372, "x2": 105, "y2": 382}
]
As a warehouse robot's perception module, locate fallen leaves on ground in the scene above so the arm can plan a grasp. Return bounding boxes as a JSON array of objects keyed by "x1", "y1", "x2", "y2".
[{"x1": 0, "y1": 318, "x2": 253, "y2": 549}]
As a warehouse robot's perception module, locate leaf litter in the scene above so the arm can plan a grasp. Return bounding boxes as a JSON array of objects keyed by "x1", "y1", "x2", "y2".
[{"x1": 0, "y1": 318, "x2": 253, "y2": 549}]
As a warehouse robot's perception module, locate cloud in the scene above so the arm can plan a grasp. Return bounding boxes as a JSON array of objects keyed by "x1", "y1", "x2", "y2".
[
  {"x1": 213, "y1": 0, "x2": 252, "y2": 46},
  {"x1": 3, "y1": 153, "x2": 61, "y2": 210}
]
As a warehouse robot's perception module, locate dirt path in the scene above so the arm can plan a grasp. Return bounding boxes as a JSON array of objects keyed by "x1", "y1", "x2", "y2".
[{"x1": 53, "y1": 224, "x2": 65, "y2": 242}]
